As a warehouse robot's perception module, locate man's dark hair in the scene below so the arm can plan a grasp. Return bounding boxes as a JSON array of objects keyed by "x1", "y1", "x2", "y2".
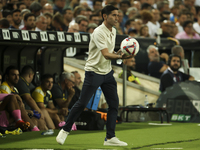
[
  {"x1": 21, "y1": 65, "x2": 34, "y2": 76},
  {"x1": 183, "y1": 20, "x2": 193, "y2": 29},
  {"x1": 4, "y1": 65, "x2": 18, "y2": 79},
  {"x1": 101, "y1": 4, "x2": 118, "y2": 21},
  {"x1": 29, "y1": 2, "x2": 42, "y2": 12},
  {"x1": 168, "y1": 54, "x2": 181, "y2": 66},
  {"x1": 125, "y1": 18, "x2": 135, "y2": 27},
  {"x1": 41, "y1": 74, "x2": 53, "y2": 83},
  {"x1": 24, "y1": 13, "x2": 35, "y2": 21},
  {"x1": 77, "y1": 17, "x2": 89, "y2": 24},
  {"x1": 17, "y1": 2, "x2": 26, "y2": 9},
  {"x1": 89, "y1": 14, "x2": 99, "y2": 20},
  {"x1": 93, "y1": 0, "x2": 103, "y2": 6},
  {"x1": 12, "y1": 9, "x2": 21, "y2": 15},
  {"x1": 2, "y1": 9, "x2": 12, "y2": 18},
  {"x1": 141, "y1": 3, "x2": 152, "y2": 10},
  {"x1": 0, "y1": 18, "x2": 10, "y2": 28},
  {"x1": 62, "y1": 8, "x2": 72, "y2": 15},
  {"x1": 119, "y1": 0, "x2": 131, "y2": 7}
]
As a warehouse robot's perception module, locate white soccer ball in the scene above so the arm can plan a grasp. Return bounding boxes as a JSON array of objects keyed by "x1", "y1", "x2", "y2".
[{"x1": 120, "y1": 37, "x2": 140, "y2": 56}]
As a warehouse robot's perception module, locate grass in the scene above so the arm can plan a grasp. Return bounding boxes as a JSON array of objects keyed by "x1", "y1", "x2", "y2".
[{"x1": 0, "y1": 122, "x2": 199, "y2": 150}]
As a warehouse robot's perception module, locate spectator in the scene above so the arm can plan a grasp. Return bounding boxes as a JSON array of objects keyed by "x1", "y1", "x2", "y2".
[
  {"x1": 15, "y1": 65, "x2": 48, "y2": 130},
  {"x1": 193, "y1": 13, "x2": 200, "y2": 34},
  {"x1": 141, "y1": 10, "x2": 153, "y2": 24},
  {"x1": 157, "y1": 20, "x2": 173, "y2": 38},
  {"x1": 170, "y1": 22, "x2": 179, "y2": 37},
  {"x1": 44, "y1": 12, "x2": 56, "y2": 31},
  {"x1": 68, "y1": 71, "x2": 82, "y2": 109},
  {"x1": 118, "y1": 57, "x2": 140, "y2": 84},
  {"x1": 32, "y1": 74, "x2": 67, "y2": 129},
  {"x1": 124, "y1": 18, "x2": 135, "y2": 35},
  {"x1": 147, "y1": 9, "x2": 160, "y2": 38},
  {"x1": 84, "y1": 6, "x2": 92, "y2": 20},
  {"x1": 17, "y1": 2, "x2": 26, "y2": 12},
  {"x1": 118, "y1": 10, "x2": 124, "y2": 33},
  {"x1": 77, "y1": 17, "x2": 89, "y2": 32},
  {"x1": 157, "y1": 0, "x2": 170, "y2": 14},
  {"x1": 170, "y1": 6, "x2": 179, "y2": 22},
  {"x1": 22, "y1": 0, "x2": 33, "y2": 9},
  {"x1": 134, "y1": 18, "x2": 143, "y2": 35},
  {"x1": 21, "y1": 13, "x2": 36, "y2": 30},
  {"x1": 93, "y1": 0, "x2": 103, "y2": 11},
  {"x1": 147, "y1": 45, "x2": 168, "y2": 78},
  {"x1": 89, "y1": 14, "x2": 100, "y2": 25},
  {"x1": 0, "y1": 66, "x2": 40, "y2": 131},
  {"x1": 29, "y1": 1, "x2": 42, "y2": 17},
  {"x1": 9, "y1": 9, "x2": 21, "y2": 29},
  {"x1": 175, "y1": 20, "x2": 200, "y2": 39},
  {"x1": 127, "y1": 7, "x2": 138, "y2": 19},
  {"x1": 159, "y1": 54, "x2": 194, "y2": 92},
  {"x1": 35, "y1": 15, "x2": 47, "y2": 31},
  {"x1": 67, "y1": 22, "x2": 79, "y2": 32},
  {"x1": 139, "y1": 24, "x2": 149, "y2": 37},
  {"x1": 119, "y1": 0, "x2": 130, "y2": 26},
  {"x1": 53, "y1": 0, "x2": 66, "y2": 14},
  {"x1": 128, "y1": 27, "x2": 137, "y2": 37},
  {"x1": 87, "y1": 23, "x2": 98, "y2": 33},
  {"x1": 0, "y1": 18, "x2": 10, "y2": 28},
  {"x1": 73, "y1": 6, "x2": 86, "y2": 21},
  {"x1": 176, "y1": 10, "x2": 188, "y2": 33},
  {"x1": 42, "y1": 3, "x2": 54, "y2": 15},
  {"x1": 52, "y1": 12, "x2": 67, "y2": 31},
  {"x1": 62, "y1": 8, "x2": 73, "y2": 29},
  {"x1": 38, "y1": 0, "x2": 48, "y2": 7},
  {"x1": 2, "y1": 9, "x2": 12, "y2": 25},
  {"x1": 19, "y1": 9, "x2": 31, "y2": 29},
  {"x1": 141, "y1": 3, "x2": 152, "y2": 11},
  {"x1": 132, "y1": 1, "x2": 141, "y2": 11},
  {"x1": 160, "y1": 10, "x2": 171, "y2": 21}
]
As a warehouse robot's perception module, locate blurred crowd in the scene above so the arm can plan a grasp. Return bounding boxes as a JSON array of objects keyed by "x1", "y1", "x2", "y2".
[{"x1": 0, "y1": 0, "x2": 199, "y2": 39}]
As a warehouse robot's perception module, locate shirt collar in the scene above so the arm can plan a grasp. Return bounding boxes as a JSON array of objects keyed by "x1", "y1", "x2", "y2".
[
  {"x1": 20, "y1": 76, "x2": 29, "y2": 86},
  {"x1": 102, "y1": 23, "x2": 114, "y2": 37}
]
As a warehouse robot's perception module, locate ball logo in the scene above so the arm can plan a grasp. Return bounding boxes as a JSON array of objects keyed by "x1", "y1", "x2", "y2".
[{"x1": 120, "y1": 38, "x2": 140, "y2": 56}]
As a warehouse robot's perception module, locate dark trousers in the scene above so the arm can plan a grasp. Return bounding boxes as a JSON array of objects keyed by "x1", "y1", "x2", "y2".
[{"x1": 63, "y1": 70, "x2": 119, "y2": 139}]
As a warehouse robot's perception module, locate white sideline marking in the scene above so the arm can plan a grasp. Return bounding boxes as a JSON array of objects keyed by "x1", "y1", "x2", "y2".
[
  {"x1": 151, "y1": 148, "x2": 183, "y2": 149},
  {"x1": 148, "y1": 123, "x2": 172, "y2": 126}
]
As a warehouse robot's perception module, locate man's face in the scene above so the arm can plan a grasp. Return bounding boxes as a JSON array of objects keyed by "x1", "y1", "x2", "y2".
[
  {"x1": 90, "y1": 16, "x2": 99, "y2": 25},
  {"x1": 152, "y1": 9, "x2": 160, "y2": 21},
  {"x1": 36, "y1": 17, "x2": 47, "y2": 31},
  {"x1": 179, "y1": 14, "x2": 187, "y2": 26},
  {"x1": 55, "y1": 0, "x2": 66, "y2": 8},
  {"x1": 79, "y1": 20, "x2": 88, "y2": 32},
  {"x1": 23, "y1": 0, "x2": 32, "y2": 8},
  {"x1": 43, "y1": 4, "x2": 54, "y2": 15},
  {"x1": 7, "y1": 69, "x2": 19, "y2": 86},
  {"x1": 74, "y1": 73, "x2": 81, "y2": 87},
  {"x1": 93, "y1": 1, "x2": 102, "y2": 10},
  {"x1": 125, "y1": 57, "x2": 136, "y2": 69},
  {"x1": 148, "y1": 48, "x2": 160, "y2": 62},
  {"x1": 135, "y1": 19, "x2": 142, "y2": 31},
  {"x1": 65, "y1": 76, "x2": 75, "y2": 89},
  {"x1": 40, "y1": 0, "x2": 47, "y2": 7},
  {"x1": 43, "y1": 78, "x2": 53, "y2": 91},
  {"x1": 64, "y1": 10, "x2": 73, "y2": 22},
  {"x1": 118, "y1": 12, "x2": 123, "y2": 23},
  {"x1": 25, "y1": 16, "x2": 35, "y2": 29},
  {"x1": 19, "y1": 4, "x2": 26, "y2": 11},
  {"x1": 104, "y1": 10, "x2": 119, "y2": 27},
  {"x1": 68, "y1": 23, "x2": 79, "y2": 32},
  {"x1": 12, "y1": 12, "x2": 21, "y2": 26},
  {"x1": 120, "y1": 3, "x2": 129, "y2": 14},
  {"x1": 170, "y1": 57, "x2": 181, "y2": 71},
  {"x1": 184, "y1": 23, "x2": 194, "y2": 34}
]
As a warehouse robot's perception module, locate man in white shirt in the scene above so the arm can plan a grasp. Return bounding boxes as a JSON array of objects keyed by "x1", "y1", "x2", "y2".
[
  {"x1": 56, "y1": 5, "x2": 132, "y2": 146},
  {"x1": 35, "y1": 15, "x2": 47, "y2": 31},
  {"x1": 147, "y1": 9, "x2": 160, "y2": 38}
]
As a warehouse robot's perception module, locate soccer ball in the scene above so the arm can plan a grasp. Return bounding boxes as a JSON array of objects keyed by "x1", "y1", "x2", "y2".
[{"x1": 120, "y1": 37, "x2": 140, "y2": 56}]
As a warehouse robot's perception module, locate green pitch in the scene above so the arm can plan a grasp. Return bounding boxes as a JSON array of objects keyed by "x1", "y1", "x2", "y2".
[{"x1": 0, "y1": 122, "x2": 199, "y2": 150}]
